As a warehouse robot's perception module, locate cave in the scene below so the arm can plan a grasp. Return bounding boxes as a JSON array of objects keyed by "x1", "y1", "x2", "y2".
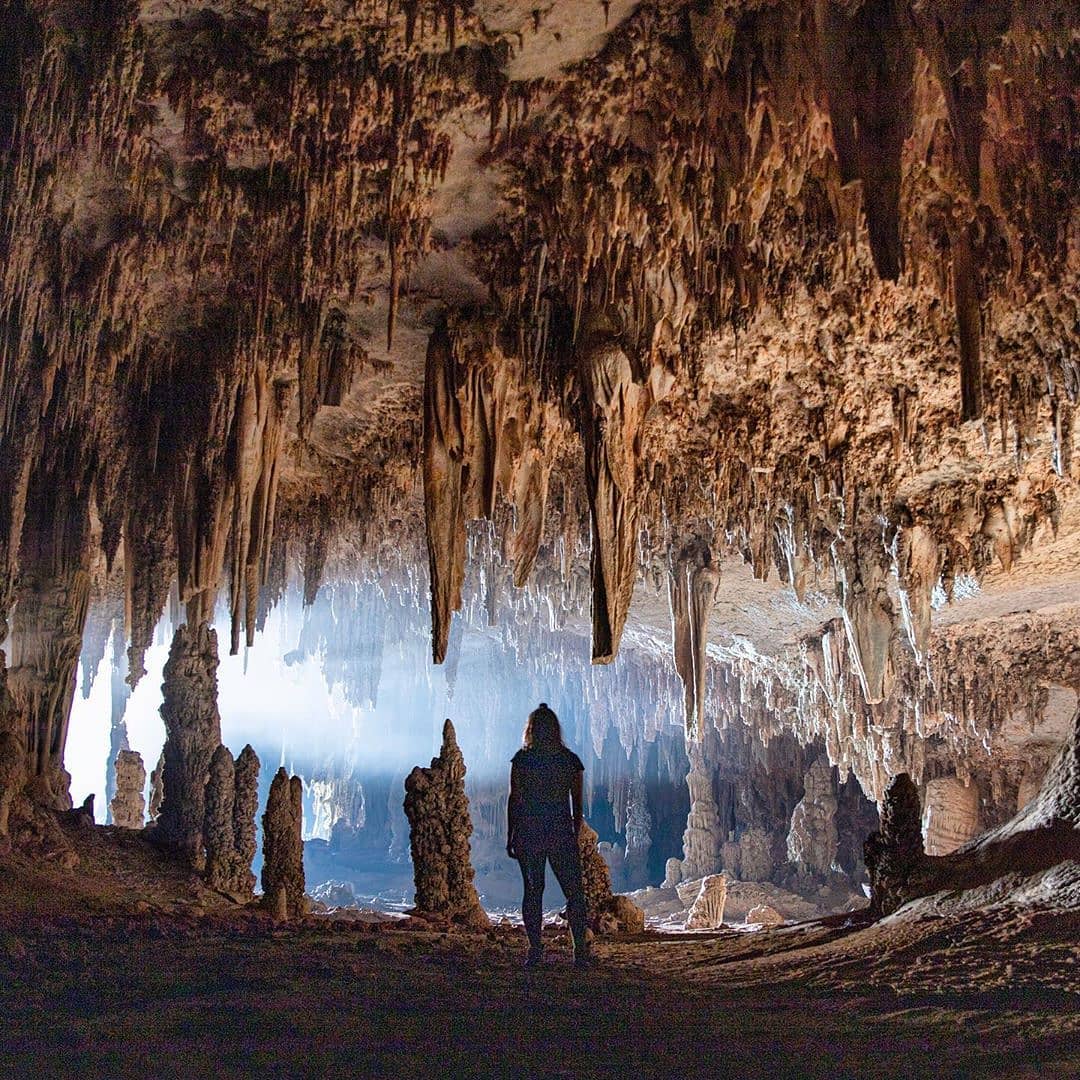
[{"x1": 1, "y1": 1, "x2": 1078, "y2": 1076}]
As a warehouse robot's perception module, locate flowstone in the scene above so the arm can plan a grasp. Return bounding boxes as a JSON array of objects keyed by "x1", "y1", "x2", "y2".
[{"x1": 403, "y1": 719, "x2": 488, "y2": 927}]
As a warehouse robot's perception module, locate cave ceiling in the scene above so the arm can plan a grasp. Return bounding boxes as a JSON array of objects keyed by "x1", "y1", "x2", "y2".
[{"x1": 1, "y1": 0, "x2": 1078, "y2": 808}]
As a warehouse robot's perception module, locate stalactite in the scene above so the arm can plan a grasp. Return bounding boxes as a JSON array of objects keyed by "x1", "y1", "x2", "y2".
[
  {"x1": 669, "y1": 538, "x2": 720, "y2": 735},
  {"x1": 578, "y1": 318, "x2": 652, "y2": 663}
]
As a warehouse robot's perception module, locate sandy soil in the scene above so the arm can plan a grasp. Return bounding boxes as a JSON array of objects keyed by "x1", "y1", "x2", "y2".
[{"x1": 1, "y1": 822, "x2": 1077, "y2": 1080}]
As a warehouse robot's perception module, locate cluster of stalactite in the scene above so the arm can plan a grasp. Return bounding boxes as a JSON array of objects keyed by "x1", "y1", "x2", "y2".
[
  {"x1": 440, "y1": 0, "x2": 1079, "y2": 714},
  {"x1": 0, "y1": 0, "x2": 517, "y2": 817},
  {"x1": 697, "y1": 598, "x2": 1080, "y2": 823}
]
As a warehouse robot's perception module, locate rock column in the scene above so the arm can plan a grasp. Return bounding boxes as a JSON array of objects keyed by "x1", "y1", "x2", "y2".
[
  {"x1": 864, "y1": 773, "x2": 926, "y2": 917},
  {"x1": 403, "y1": 719, "x2": 488, "y2": 927},
  {"x1": 681, "y1": 742, "x2": 722, "y2": 879},
  {"x1": 786, "y1": 757, "x2": 839, "y2": 876},
  {"x1": 109, "y1": 749, "x2": 146, "y2": 829},
  {"x1": 0, "y1": 656, "x2": 26, "y2": 838},
  {"x1": 261, "y1": 766, "x2": 306, "y2": 918},
  {"x1": 204, "y1": 743, "x2": 260, "y2": 898},
  {"x1": 686, "y1": 873, "x2": 727, "y2": 929},
  {"x1": 154, "y1": 623, "x2": 222, "y2": 866},
  {"x1": 579, "y1": 820, "x2": 645, "y2": 934},
  {"x1": 921, "y1": 776, "x2": 980, "y2": 855}
]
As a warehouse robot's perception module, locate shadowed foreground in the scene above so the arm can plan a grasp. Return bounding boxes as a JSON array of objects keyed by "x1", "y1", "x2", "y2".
[{"x1": 2, "y1": 859, "x2": 1077, "y2": 1079}]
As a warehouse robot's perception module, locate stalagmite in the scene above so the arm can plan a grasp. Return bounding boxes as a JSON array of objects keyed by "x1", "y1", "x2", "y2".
[
  {"x1": 6, "y1": 478, "x2": 91, "y2": 808},
  {"x1": 922, "y1": 777, "x2": 980, "y2": 856},
  {"x1": 686, "y1": 873, "x2": 728, "y2": 930},
  {"x1": 105, "y1": 631, "x2": 132, "y2": 822},
  {"x1": 0, "y1": 657, "x2": 25, "y2": 839},
  {"x1": 579, "y1": 820, "x2": 646, "y2": 935},
  {"x1": 663, "y1": 857, "x2": 682, "y2": 889},
  {"x1": 109, "y1": 750, "x2": 146, "y2": 830},
  {"x1": 681, "y1": 743, "x2": 722, "y2": 880},
  {"x1": 154, "y1": 624, "x2": 223, "y2": 867},
  {"x1": 403, "y1": 719, "x2": 488, "y2": 927},
  {"x1": 261, "y1": 767, "x2": 306, "y2": 919},
  {"x1": 787, "y1": 757, "x2": 839, "y2": 877},
  {"x1": 148, "y1": 752, "x2": 165, "y2": 823},
  {"x1": 204, "y1": 747, "x2": 236, "y2": 892},
  {"x1": 204, "y1": 744, "x2": 260, "y2": 898},
  {"x1": 233, "y1": 745, "x2": 261, "y2": 893},
  {"x1": 864, "y1": 774, "x2": 926, "y2": 917}
]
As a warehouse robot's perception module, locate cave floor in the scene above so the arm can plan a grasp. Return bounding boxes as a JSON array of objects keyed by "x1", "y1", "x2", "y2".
[{"x1": 1, "y1": 826, "x2": 1078, "y2": 1079}]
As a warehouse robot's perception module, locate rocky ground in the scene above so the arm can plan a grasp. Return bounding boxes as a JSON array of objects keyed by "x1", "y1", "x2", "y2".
[{"x1": 1, "y1": 820, "x2": 1077, "y2": 1079}]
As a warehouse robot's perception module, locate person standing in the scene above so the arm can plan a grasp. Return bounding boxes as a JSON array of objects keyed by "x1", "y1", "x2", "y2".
[{"x1": 506, "y1": 703, "x2": 591, "y2": 969}]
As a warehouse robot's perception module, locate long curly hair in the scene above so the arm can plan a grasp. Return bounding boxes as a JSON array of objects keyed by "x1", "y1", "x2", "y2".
[{"x1": 523, "y1": 703, "x2": 564, "y2": 750}]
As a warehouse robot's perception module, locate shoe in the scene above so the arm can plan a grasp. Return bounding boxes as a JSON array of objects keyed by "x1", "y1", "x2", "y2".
[
  {"x1": 523, "y1": 950, "x2": 543, "y2": 970},
  {"x1": 573, "y1": 952, "x2": 597, "y2": 970}
]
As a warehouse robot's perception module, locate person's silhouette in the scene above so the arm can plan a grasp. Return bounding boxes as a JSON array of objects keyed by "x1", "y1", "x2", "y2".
[{"x1": 506, "y1": 703, "x2": 590, "y2": 968}]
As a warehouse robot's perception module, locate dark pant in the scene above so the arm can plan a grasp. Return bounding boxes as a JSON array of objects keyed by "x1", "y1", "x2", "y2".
[{"x1": 518, "y1": 845, "x2": 587, "y2": 955}]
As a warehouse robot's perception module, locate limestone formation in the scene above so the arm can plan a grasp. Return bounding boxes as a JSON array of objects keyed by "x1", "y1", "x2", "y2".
[
  {"x1": 623, "y1": 777, "x2": 652, "y2": 885},
  {"x1": 261, "y1": 767, "x2": 306, "y2": 919},
  {"x1": 109, "y1": 750, "x2": 146, "y2": 830},
  {"x1": 670, "y1": 540, "x2": 721, "y2": 735},
  {"x1": 663, "y1": 857, "x2": 682, "y2": 889},
  {"x1": 205, "y1": 744, "x2": 260, "y2": 898},
  {"x1": 403, "y1": 720, "x2": 488, "y2": 927},
  {"x1": 686, "y1": 874, "x2": 728, "y2": 930},
  {"x1": 1, "y1": 0, "x2": 1079, "y2": 930},
  {"x1": 154, "y1": 624, "x2": 223, "y2": 867},
  {"x1": 787, "y1": 758, "x2": 839, "y2": 877},
  {"x1": 681, "y1": 744, "x2": 722, "y2": 880},
  {"x1": 579, "y1": 321, "x2": 658, "y2": 664},
  {"x1": 232, "y1": 745, "x2": 261, "y2": 891},
  {"x1": 147, "y1": 752, "x2": 164, "y2": 823},
  {"x1": 745, "y1": 905, "x2": 784, "y2": 927},
  {"x1": 579, "y1": 820, "x2": 646, "y2": 935},
  {"x1": 864, "y1": 775, "x2": 927, "y2": 917},
  {"x1": 922, "y1": 777, "x2": 980, "y2": 857},
  {"x1": 0, "y1": 657, "x2": 26, "y2": 838}
]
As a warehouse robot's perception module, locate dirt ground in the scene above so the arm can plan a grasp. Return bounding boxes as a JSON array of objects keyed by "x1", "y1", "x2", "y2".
[{"x1": 1, "y1": 822, "x2": 1077, "y2": 1079}]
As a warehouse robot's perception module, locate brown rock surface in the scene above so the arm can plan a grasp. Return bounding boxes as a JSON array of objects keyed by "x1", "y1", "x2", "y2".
[
  {"x1": 579, "y1": 820, "x2": 645, "y2": 935},
  {"x1": 154, "y1": 624, "x2": 222, "y2": 867},
  {"x1": 865, "y1": 774, "x2": 926, "y2": 917},
  {"x1": 261, "y1": 767, "x2": 306, "y2": 920},
  {"x1": 109, "y1": 750, "x2": 146, "y2": 831},
  {"x1": 922, "y1": 777, "x2": 980, "y2": 857},
  {"x1": 686, "y1": 874, "x2": 728, "y2": 930},
  {"x1": 403, "y1": 719, "x2": 487, "y2": 927},
  {"x1": 204, "y1": 744, "x2": 260, "y2": 899}
]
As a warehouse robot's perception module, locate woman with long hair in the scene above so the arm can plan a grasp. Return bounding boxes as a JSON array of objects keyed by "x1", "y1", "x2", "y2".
[{"x1": 506, "y1": 702, "x2": 590, "y2": 968}]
